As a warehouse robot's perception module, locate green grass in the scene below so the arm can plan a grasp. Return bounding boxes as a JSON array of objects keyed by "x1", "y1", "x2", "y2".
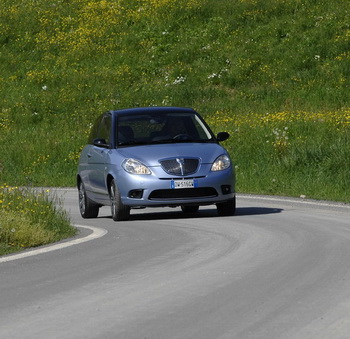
[
  {"x1": 207, "y1": 110, "x2": 350, "y2": 202},
  {"x1": 0, "y1": 186, "x2": 76, "y2": 256},
  {"x1": 1, "y1": 0, "x2": 349, "y2": 202}
]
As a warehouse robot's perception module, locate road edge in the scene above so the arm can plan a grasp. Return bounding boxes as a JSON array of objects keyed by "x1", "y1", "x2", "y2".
[{"x1": 0, "y1": 225, "x2": 108, "y2": 264}]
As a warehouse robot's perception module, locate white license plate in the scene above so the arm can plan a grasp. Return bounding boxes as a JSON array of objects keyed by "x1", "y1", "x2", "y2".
[{"x1": 171, "y1": 179, "x2": 198, "y2": 189}]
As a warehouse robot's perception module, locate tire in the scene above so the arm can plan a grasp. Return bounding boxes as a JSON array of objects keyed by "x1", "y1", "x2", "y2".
[
  {"x1": 181, "y1": 205, "x2": 199, "y2": 214},
  {"x1": 78, "y1": 181, "x2": 99, "y2": 218},
  {"x1": 216, "y1": 196, "x2": 236, "y2": 216},
  {"x1": 110, "y1": 179, "x2": 130, "y2": 221}
]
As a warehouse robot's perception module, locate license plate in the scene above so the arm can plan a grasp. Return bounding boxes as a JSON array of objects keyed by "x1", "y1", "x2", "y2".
[{"x1": 171, "y1": 179, "x2": 198, "y2": 189}]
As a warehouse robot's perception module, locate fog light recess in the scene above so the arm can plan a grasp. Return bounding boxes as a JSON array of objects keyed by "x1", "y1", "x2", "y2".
[
  {"x1": 128, "y1": 189, "x2": 144, "y2": 199},
  {"x1": 221, "y1": 185, "x2": 232, "y2": 195}
]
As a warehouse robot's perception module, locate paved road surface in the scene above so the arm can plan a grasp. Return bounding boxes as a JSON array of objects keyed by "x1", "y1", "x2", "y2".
[{"x1": 0, "y1": 189, "x2": 350, "y2": 338}]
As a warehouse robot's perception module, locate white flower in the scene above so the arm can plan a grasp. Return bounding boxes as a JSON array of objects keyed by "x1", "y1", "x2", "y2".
[
  {"x1": 162, "y1": 96, "x2": 171, "y2": 105},
  {"x1": 172, "y1": 76, "x2": 186, "y2": 85},
  {"x1": 42, "y1": 85, "x2": 48, "y2": 90},
  {"x1": 208, "y1": 73, "x2": 219, "y2": 79}
]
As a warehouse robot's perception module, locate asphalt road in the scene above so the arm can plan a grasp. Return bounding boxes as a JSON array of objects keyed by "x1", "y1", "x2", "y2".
[{"x1": 0, "y1": 189, "x2": 350, "y2": 339}]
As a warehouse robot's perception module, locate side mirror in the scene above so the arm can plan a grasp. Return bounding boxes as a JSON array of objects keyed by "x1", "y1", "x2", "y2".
[
  {"x1": 216, "y1": 132, "x2": 230, "y2": 142},
  {"x1": 93, "y1": 138, "x2": 109, "y2": 148}
]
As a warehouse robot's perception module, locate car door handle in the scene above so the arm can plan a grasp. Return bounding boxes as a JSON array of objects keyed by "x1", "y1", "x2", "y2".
[{"x1": 87, "y1": 154, "x2": 92, "y2": 158}]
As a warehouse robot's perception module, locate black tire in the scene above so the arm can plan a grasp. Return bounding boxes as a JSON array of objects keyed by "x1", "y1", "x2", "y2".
[
  {"x1": 78, "y1": 181, "x2": 99, "y2": 218},
  {"x1": 181, "y1": 205, "x2": 199, "y2": 214},
  {"x1": 216, "y1": 197, "x2": 236, "y2": 216},
  {"x1": 110, "y1": 179, "x2": 130, "y2": 221}
]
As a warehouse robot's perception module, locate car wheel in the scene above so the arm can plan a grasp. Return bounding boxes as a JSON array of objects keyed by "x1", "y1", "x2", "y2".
[
  {"x1": 78, "y1": 181, "x2": 99, "y2": 218},
  {"x1": 216, "y1": 197, "x2": 236, "y2": 216},
  {"x1": 181, "y1": 205, "x2": 199, "y2": 214},
  {"x1": 110, "y1": 179, "x2": 130, "y2": 221}
]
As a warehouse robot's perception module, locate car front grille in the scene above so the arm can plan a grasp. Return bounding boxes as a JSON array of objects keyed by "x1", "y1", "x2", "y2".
[
  {"x1": 159, "y1": 158, "x2": 199, "y2": 176},
  {"x1": 148, "y1": 187, "x2": 218, "y2": 200}
]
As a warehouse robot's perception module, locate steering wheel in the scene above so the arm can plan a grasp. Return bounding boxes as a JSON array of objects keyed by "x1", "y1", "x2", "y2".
[{"x1": 173, "y1": 134, "x2": 191, "y2": 140}]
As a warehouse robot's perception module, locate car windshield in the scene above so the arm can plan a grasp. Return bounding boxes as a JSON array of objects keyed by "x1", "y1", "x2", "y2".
[{"x1": 116, "y1": 112, "x2": 214, "y2": 146}]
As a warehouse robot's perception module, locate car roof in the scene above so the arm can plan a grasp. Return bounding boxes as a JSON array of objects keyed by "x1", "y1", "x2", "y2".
[{"x1": 109, "y1": 106, "x2": 197, "y2": 116}]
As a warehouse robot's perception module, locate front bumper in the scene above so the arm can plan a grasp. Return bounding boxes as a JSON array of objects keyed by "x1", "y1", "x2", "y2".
[{"x1": 116, "y1": 164, "x2": 235, "y2": 207}]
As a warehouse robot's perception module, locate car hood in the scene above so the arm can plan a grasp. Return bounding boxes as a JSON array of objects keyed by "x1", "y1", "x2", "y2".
[{"x1": 117, "y1": 143, "x2": 228, "y2": 166}]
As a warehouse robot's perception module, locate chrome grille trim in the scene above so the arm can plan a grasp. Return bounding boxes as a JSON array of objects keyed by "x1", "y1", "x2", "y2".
[{"x1": 159, "y1": 158, "x2": 200, "y2": 176}]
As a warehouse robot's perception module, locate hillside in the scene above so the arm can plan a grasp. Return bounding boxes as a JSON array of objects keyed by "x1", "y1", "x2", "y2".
[{"x1": 0, "y1": 0, "x2": 349, "y2": 201}]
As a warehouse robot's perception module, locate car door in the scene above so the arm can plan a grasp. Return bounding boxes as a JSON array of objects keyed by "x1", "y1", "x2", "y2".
[{"x1": 87, "y1": 114, "x2": 112, "y2": 200}]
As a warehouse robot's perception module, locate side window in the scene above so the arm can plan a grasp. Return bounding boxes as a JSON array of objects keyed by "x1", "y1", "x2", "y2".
[
  {"x1": 87, "y1": 114, "x2": 112, "y2": 145},
  {"x1": 88, "y1": 115, "x2": 103, "y2": 144},
  {"x1": 98, "y1": 115, "x2": 112, "y2": 145}
]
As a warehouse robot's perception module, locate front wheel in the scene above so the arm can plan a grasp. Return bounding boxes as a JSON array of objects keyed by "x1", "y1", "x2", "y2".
[
  {"x1": 78, "y1": 181, "x2": 99, "y2": 218},
  {"x1": 217, "y1": 197, "x2": 236, "y2": 216},
  {"x1": 110, "y1": 179, "x2": 130, "y2": 221}
]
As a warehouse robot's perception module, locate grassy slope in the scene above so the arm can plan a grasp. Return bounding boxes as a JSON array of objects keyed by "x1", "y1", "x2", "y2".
[
  {"x1": 0, "y1": 0, "x2": 349, "y2": 201},
  {"x1": 0, "y1": 186, "x2": 76, "y2": 255}
]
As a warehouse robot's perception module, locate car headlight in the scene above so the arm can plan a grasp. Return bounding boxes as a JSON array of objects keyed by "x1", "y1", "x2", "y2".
[
  {"x1": 122, "y1": 158, "x2": 152, "y2": 175},
  {"x1": 211, "y1": 155, "x2": 231, "y2": 171}
]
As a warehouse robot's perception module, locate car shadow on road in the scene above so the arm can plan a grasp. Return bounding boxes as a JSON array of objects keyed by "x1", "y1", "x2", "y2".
[
  {"x1": 235, "y1": 206, "x2": 283, "y2": 216},
  {"x1": 115, "y1": 206, "x2": 283, "y2": 221},
  {"x1": 97, "y1": 204, "x2": 283, "y2": 221}
]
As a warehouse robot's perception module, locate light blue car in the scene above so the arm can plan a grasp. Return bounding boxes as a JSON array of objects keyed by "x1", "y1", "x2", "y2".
[{"x1": 77, "y1": 107, "x2": 235, "y2": 221}]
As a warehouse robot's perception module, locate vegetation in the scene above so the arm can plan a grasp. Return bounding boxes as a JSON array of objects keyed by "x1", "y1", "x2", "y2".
[
  {"x1": 0, "y1": 186, "x2": 76, "y2": 255},
  {"x1": 1, "y1": 0, "x2": 349, "y2": 203},
  {"x1": 208, "y1": 110, "x2": 350, "y2": 201}
]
